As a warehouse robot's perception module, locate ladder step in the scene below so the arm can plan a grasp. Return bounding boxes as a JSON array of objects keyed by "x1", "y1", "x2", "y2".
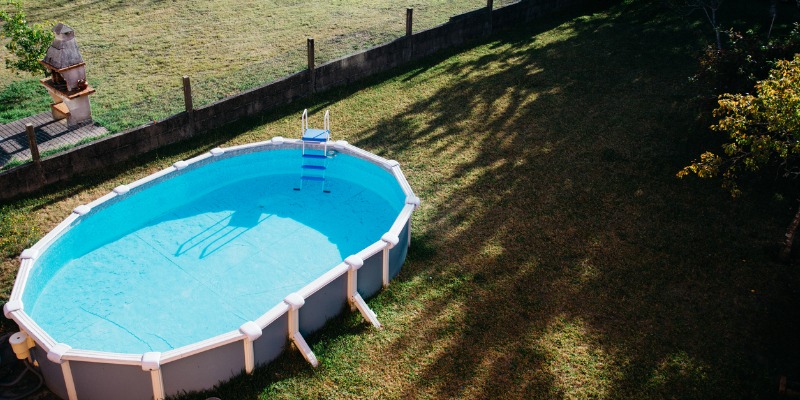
[
  {"x1": 302, "y1": 165, "x2": 326, "y2": 170},
  {"x1": 302, "y1": 154, "x2": 327, "y2": 159},
  {"x1": 302, "y1": 128, "x2": 330, "y2": 142},
  {"x1": 301, "y1": 176, "x2": 325, "y2": 182}
]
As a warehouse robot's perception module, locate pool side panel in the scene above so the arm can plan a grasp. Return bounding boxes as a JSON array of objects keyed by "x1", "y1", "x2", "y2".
[
  {"x1": 162, "y1": 340, "x2": 245, "y2": 397},
  {"x1": 299, "y1": 273, "x2": 348, "y2": 336},
  {"x1": 33, "y1": 345, "x2": 68, "y2": 400},
  {"x1": 357, "y1": 250, "x2": 384, "y2": 299},
  {"x1": 28, "y1": 213, "x2": 79, "y2": 257},
  {"x1": 13, "y1": 312, "x2": 56, "y2": 353},
  {"x1": 8, "y1": 259, "x2": 33, "y2": 303},
  {"x1": 253, "y1": 312, "x2": 289, "y2": 367},
  {"x1": 389, "y1": 222, "x2": 410, "y2": 279},
  {"x1": 70, "y1": 361, "x2": 151, "y2": 400}
]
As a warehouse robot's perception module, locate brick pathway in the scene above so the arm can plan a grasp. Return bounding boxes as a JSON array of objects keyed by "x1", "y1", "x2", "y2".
[{"x1": 0, "y1": 112, "x2": 108, "y2": 168}]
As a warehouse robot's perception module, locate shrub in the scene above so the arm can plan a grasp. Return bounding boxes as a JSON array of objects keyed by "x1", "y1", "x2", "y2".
[
  {"x1": 680, "y1": 54, "x2": 800, "y2": 259},
  {"x1": 0, "y1": 0, "x2": 53, "y2": 76},
  {"x1": 693, "y1": 24, "x2": 800, "y2": 98}
]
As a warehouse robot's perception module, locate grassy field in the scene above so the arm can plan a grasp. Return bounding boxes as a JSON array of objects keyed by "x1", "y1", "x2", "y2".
[
  {"x1": 0, "y1": 0, "x2": 488, "y2": 132},
  {"x1": 4, "y1": 0, "x2": 800, "y2": 399}
]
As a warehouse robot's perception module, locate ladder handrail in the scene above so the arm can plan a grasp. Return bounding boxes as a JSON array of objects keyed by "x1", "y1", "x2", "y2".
[
  {"x1": 301, "y1": 109, "x2": 308, "y2": 134},
  {"x1": 323, "y1": 110, "x2": 330, "y2": 134}
]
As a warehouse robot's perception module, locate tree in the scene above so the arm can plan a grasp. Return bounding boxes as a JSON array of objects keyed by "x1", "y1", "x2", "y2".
[
  {"x1": 686, "y1": 0, "x2": 724, "y2": 50},
  {"x1": 678, "y1": 54, "x2": 800, "y2": 261},
  {"x1": 0, "y1": 0, "x2": 53, "y2": 76}
]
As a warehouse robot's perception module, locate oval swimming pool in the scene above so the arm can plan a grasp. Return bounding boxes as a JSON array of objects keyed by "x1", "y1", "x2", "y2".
[{"x1": 4, "y1": 138, "x2": 418, "y2": 400}]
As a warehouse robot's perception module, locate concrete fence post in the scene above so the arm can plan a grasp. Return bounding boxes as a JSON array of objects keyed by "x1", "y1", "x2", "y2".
[
  {"x1": 25, "y1": 123, "x2": 45, "y2": 184},
  {"x1": 307, "y1": 37, "x2": 316, "y2": 91}
]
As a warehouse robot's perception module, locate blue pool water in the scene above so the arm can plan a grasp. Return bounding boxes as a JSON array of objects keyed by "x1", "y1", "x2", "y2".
[{"x1": 23, "y1": 149, "x2": 405, "y2": 353}]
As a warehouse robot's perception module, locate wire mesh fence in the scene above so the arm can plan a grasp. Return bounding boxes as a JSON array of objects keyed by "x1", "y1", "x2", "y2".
[
  {"x1": 0, "y1": 0, "x2": 515, "y2": 169},
  {"x1": 0, "y1": 113, "x2": 108, "y2": 169}
]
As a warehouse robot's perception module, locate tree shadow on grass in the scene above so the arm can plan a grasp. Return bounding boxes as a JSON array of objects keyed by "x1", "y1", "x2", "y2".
[
  {"x1": 349, "y1": 2, "x2": 795, "y2": 399},
  {"x1": 167, "y1": 3, "x2": 795, "y2": 399},
  {"x1": 13, "y1": 2, "x2": 800, "y2": 399}
]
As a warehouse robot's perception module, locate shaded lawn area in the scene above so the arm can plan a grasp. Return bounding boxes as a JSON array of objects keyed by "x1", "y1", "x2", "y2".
[{"x1": 5, "y1": 1, "x2": 800, "y2": 399}]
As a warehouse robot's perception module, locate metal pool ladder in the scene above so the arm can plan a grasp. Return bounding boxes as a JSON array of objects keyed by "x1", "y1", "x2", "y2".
[{"x1": 295, "y1": 109, "x2": 331, "y2": 192}]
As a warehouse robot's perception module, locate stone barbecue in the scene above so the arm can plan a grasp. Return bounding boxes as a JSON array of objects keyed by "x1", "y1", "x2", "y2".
[{"x1": 39, "y1": 23, "x2": 95, "y2": 128}]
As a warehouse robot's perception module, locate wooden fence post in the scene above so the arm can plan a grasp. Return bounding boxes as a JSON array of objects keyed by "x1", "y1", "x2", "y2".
[
  {"x1": 25, "y1": 123, "x2": 45, "y2": 184},
  {"x1": 182, "y1": 76, "x2": 193, "y2": 114},
  {"x1": 406, "y1": 8, "x2": 413, "y2": 37},
  {"x1": 182, "y1": 76, "x2": 196, "y2": 136},
  {"x1": 307, "y1": 37, "x2": 315, "y2": 90},
  {"x1": 25, "y1": 124, "x2": 40, "y2": 163},
  {"x1": 404, "y1": 8, "x2": 414, "y2": 62}
]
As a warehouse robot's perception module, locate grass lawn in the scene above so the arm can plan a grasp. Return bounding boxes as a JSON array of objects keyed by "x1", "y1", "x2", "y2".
[
  {"x1": 0, "y1": 0, "x2": 487, "y2": 132},
  {"x1": 4, "y1": 0, "x2": 800, "y2": 399}
]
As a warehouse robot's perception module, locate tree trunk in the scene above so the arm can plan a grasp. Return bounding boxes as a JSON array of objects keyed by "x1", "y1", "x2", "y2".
[
  {"x1": 712, "y1": 8, "x2": 722, "y2": 51},
  {"x1": 780, "y1": 200, "x2": 800, "y2": 262},
  {"x1": 767, "y1": 0, "x2": 777, "y2": 41}
]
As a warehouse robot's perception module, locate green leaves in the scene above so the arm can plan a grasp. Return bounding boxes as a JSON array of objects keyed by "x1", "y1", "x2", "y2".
[
  {"x1": 679, "y1": 54, "x2": 800, "y2": 197},
  {"x1": 0, "y1": 0, "x2": 53, "y2": 76}
]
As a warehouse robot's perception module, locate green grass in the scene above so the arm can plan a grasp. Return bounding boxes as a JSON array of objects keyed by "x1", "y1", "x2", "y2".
[
  {"x1": 6, "y1": 1, "x2": 800, "y2": 399},
  {"x1": 0, "y1": 79, "x2": 52, "y2": 123},
  {"x1": 0, "y1": 0, "x2": 487, "y2": 133},
  {"x1": 0, "y1": 206, "x2": 39, "y2": 260}
]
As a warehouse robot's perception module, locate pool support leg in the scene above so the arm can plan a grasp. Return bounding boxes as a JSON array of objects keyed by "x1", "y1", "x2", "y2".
[
  {"x1": 352, "y1": 293, "x2": 381, "y2": 328},
  {"x1": 239, "y1": 321, "x2": 263, "y2": 374},
  {"x1": 284, "y1": 293, "x2": 319, "y2": 367},
  {"x1": 142, "y1": 352, "x2": 165, "y2": 400},
  {"x1": 60, "y1": 362, "x2": 78, "y2": 400},
  {"x1": 381, "y1": 234, "x2": 400, "y2": 288},
  {"x1": 48, "y1": 343, "x2": 78, "y2": 400},
  {"x1": 345, "y1": 256, "x2": 381, "y2": 329}
]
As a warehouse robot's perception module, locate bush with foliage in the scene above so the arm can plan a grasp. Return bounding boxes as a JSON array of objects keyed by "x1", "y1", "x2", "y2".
[
  {"x1": 0, "y1": 0, "x2": 52, "y2": 76},
  {"x1": 679, "y1": 54, "x2": 800, "y2": 260},
  {"x1": 693, "y1": 24, "x2": 800, "y2": 98}
]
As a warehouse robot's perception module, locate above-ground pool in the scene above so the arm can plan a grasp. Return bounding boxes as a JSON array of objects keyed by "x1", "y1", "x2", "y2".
[{"x1": 4, "y1": 138, "x2": 418, "y2": 400}]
